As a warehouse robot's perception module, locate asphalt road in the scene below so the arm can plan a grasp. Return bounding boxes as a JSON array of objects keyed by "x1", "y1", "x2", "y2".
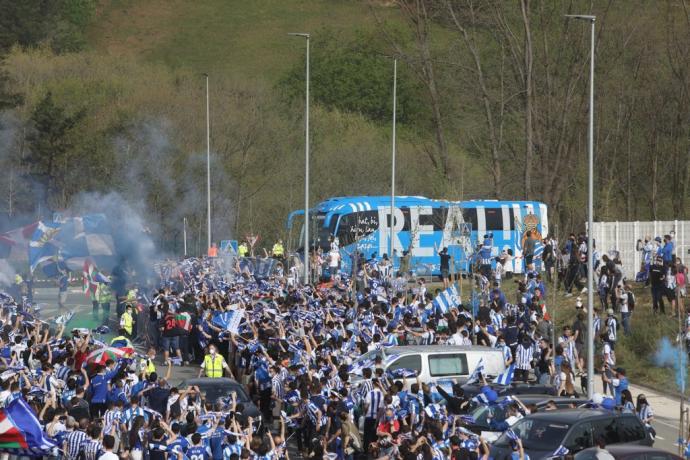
[{"x1": 31, "y1": 287, "x2": 683, "y2": 454}]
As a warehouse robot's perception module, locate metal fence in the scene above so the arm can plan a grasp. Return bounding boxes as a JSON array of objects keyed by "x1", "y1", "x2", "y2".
[{"x1": 591, "y1": 220, "x2": 690, "y2": 279}]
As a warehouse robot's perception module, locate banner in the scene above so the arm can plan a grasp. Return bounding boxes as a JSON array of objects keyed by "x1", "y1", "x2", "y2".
[{"x1": 238, "y1": 257, "x2": 277, "y2": 280}]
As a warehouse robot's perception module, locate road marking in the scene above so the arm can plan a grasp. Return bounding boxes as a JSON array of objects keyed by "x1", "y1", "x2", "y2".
[{"x1": 655, "y1": 419, "x2": 681, "y2": 429}]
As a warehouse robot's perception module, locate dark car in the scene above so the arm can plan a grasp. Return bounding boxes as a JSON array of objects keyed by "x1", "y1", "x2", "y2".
[
  {"x1": 462, "y1": 382, "x2": 557, "y2": 402},
  {"x1": 490, "y1": 409, "x2": 653, "y2": 460},
  {"x1": 575, "y1": 445, "x2": 682, "y2": 460},
  {"x1": 463, "y1": 396, "x2": 589, "y2": 437},
  {"x1": 179, "y1": 377, "x2": 261, "y2": 420}
]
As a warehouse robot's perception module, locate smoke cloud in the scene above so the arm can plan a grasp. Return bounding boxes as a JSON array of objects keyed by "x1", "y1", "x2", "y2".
[
  {"x1": 653, "y1": 337, "x2": 687, "y2": 392},
  {"x1": 0, "y1": 260, "x2": 16, "y2": 287}
]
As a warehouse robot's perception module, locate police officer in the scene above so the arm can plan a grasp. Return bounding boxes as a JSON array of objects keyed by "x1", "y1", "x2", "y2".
[
  {"x1": 272, "y1": 239, "x2": 285, "y2": 261},
  {"x1": 120, "y1": 304, "x2": 134, "y2": 339},
  {"x1": 238, "y1": 241, "x2": 249, "y2": 258},
  {"x1": 198, "y1": 345, "x2": 229, "y2": 378},
  {"x1": 98, "y1": 283, "x2": 113, "y2": 323}
]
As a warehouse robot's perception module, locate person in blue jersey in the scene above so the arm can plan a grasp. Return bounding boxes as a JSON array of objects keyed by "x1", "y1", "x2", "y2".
[
  {"x1": 187, "y1": 432, "x2": 212, "y2": 460},
  {"x1": 89, "y1": 360, "x2": 120, "y2": 418},
  {"x1": 148, "y1": 423, "x2": 183, "y2": 460},
  {"x1": 166, "y1": 422, "x2": 189, "y2": 455}
]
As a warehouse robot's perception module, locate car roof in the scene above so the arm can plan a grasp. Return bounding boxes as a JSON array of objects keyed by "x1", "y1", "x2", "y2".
[
  {"x1": 182, "y1": 377, "x2": 242, "y2": 386},
  {"x1": 580, "y1": 445, "x2": 681, "y2": 458},
  {"x1": 499, "y1": 395, "x2": 586, "y2": 405},
  {"x1": 523, "y1": 408, "x2": 624, "y2": 422},
  {"x1": 387, "y1": 345, "x2": 501, "y2": 354}
]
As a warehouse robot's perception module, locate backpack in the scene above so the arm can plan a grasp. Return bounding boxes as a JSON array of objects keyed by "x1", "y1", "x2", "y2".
[{"x1": 628, "y1": 291, "x2": 635, "y2": 311}]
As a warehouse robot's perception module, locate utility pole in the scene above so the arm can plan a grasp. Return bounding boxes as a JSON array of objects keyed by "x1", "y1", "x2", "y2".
[{"x1": 288, "y1": 33, "x2": 311, "y2": 285}]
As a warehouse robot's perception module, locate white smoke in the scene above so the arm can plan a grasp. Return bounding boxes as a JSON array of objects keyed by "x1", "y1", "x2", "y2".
[{"x1": 0, "y1": 260, "x2": 16, "y2": 287}]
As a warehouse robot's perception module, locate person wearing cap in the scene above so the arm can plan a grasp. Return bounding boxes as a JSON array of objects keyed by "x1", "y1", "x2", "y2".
[
  {"x1": 602, "y1": 367, "x2": 628, "y2": 406},
  {"x1": 435, "y1": 245, "x2": 451, "y2": 289}
]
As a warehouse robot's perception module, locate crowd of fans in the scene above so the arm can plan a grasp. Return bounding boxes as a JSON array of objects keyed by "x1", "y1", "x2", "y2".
[{"x1": 0, "y1": 228, "x2": 684, "y2": 460}]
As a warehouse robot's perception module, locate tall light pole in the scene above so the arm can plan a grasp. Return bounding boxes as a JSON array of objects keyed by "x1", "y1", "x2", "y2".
[
  {"x1": 288, "y1": 33, "x2": 310, "y2": 285},
  {"x1": 565, "y1": 13, "x2": 595, "y2": 399},
  {"x1": 203, "y1": 73, "x2": 212, "y2": 255},
  {"x1": 390, "y1": 58, "x2": 397, "y2": 267},
  {"x1": 183, "y1": 217, "x2": 188, "y2": 257}
]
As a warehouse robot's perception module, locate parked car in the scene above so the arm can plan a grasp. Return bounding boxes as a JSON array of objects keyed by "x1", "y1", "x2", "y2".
[
  {"x1": 490, "y1": 409, "x2": 653, "y2": 460},
  {"x1": 574, "y1": 445, "x2": 681, "y2": 460},
  {"x1": 462, "y1": 396, "x2": 589, "y2": 442},
  {"x1": 179, "y1": 378, "x2": 261, "y2": 421},
  {"x1": 350, "y1": 345, "x2": 505, "y2": 387}
]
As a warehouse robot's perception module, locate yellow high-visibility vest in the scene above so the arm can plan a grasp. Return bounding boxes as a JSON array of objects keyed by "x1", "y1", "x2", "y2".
[
  {"x1": 140, "y1": 358, "x2": 156, "y2": 375},
  {"x1": 238, "y1": 244, "x2": 248, "y2": 257},
  {"x1": 272, "y1": 243, "x2": 284, "y2": 256},
  {"x1": 120, "y1": 311, "x2": 133, "y2": 335},
  {"x1": 203, "y1": 354, "x2": 224, "y2": 378}
]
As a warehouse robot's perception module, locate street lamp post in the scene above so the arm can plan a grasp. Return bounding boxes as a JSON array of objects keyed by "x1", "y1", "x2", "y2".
[
  {"x1": 565, "y1": 14, "x2": 596, "y2": 399},
  {"x1": 390, "y1": 58, "x2": 397, "y2": 268},
  {"x1": 288, "y1": 33, "x2": 311, "y2": 285},
  {"x1": 203, "y1": 73, "x2": 212, "y2": 255}
]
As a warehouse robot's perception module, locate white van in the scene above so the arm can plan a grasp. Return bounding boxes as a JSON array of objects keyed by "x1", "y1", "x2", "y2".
[{"x1": 350, "y1": 345, "x2": 505, "y2": 386}]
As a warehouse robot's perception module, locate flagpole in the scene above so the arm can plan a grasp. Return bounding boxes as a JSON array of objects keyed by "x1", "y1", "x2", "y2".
[
  {"x1": 183, "y1": 217, "x2": 188, "y2": 257},
  {"x1": 389, "y1": 58, "x2": 397, "y2": 269},
  {"x1": 204, "y1": 73, "x2": 212, "y2": 256}
]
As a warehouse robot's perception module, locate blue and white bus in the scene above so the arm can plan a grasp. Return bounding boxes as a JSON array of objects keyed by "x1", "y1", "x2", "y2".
[{"x1": 286, "y1": 196, "x2": 548, "y2": 276}]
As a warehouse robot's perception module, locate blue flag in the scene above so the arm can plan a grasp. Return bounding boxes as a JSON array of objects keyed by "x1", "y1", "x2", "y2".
[
  {"x1": 0, "y1": 397, "x2": 58, "y2": 456},
  {"x1": 432, "y1": 286, "x2": 461, "y2": 314},
  {"x1": 493, "y1": 364, "x2": 515, "y2": 386},
  {"x1": 466, "y1": 358, "x2": 485, "y2": 385}
]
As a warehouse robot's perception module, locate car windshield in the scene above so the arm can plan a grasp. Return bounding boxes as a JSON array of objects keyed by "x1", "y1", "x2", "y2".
[
  {"x1": 494, "y1": 418, "x2": 571, "y2": 451},
  {"x1": 178, "y1": 381, "x2": 250, "y2": 403},
  {"x1": 471, "y1": 404, "x2": 507, "y2": 427}
]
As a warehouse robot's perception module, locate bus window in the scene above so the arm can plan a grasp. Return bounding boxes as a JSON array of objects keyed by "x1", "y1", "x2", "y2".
[{"x1": 336, "y1": 211, "x2": 379, "y2": 246}]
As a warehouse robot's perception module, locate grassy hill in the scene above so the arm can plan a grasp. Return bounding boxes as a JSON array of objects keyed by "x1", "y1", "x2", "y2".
[{"x1": 88, "y1": 0, "x2": 398, "y2": 80}]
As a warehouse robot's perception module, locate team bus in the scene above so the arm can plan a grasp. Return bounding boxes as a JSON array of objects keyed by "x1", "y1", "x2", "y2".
[{"x1": 286, "y1": 196, "x2": 548, "y2": 276}]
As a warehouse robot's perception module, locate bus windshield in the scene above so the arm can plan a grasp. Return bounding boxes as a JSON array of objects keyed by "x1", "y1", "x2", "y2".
[{"x1": 298, "y1": 212, "x2": 336, "y2": 252}]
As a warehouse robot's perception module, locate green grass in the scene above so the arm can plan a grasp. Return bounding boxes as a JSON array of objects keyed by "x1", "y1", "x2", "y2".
[
  {"x1": 88, "y1": 0, "x2": 400, "y2": 81},
  {"x1": 437, "y1": 277, "x2": 684, "y2": 394},
  {"x1": 548, "y1": 283, "x2": 684, "y2": 395}
]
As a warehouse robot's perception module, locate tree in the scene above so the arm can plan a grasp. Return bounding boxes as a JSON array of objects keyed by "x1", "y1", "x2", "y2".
[{"x1": 24, "y1": 91, "x2": 84, "y2": 210}]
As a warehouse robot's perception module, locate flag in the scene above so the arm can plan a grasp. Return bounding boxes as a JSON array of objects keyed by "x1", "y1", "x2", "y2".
[
  {"x1": 60, "y1": 215, "x2": 115, "y2": 270},
  {"x1": 212, "y1": 309, "x2": 244, "y2": 334},
  {"x1": 466, "y1": 358, "x2": 485, "y2": 385},
  {"x1": 424, "y1": 404, "x2": 442, "y2": 418},
  {"x1": 28, "y1": 221, "x2": 62, "y2": 273},
  {"x1": 493, "y1": 364, "x2": 515, "y2": 386},
  {"x1": 83, "y1": 260, "x2": 98, "y2": 297},
  {"x1": 0, "y1": 397, "x2": 58, "y2": 456},
  {"x1": 432, "y1": 286, "x2": 461, "y2": 314},
  {"x1": 387, "y1": 368, "x2": 417, "y2": 379},
  {"x1": 348, "y1": 358, "x2": 374, "y2": 375},
  {"x1": 552, "y1": 445, "x2": 569, "y2": 457},
  {"x1": 0, "y1": 222, "x2": 39, "y2": 262}
]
